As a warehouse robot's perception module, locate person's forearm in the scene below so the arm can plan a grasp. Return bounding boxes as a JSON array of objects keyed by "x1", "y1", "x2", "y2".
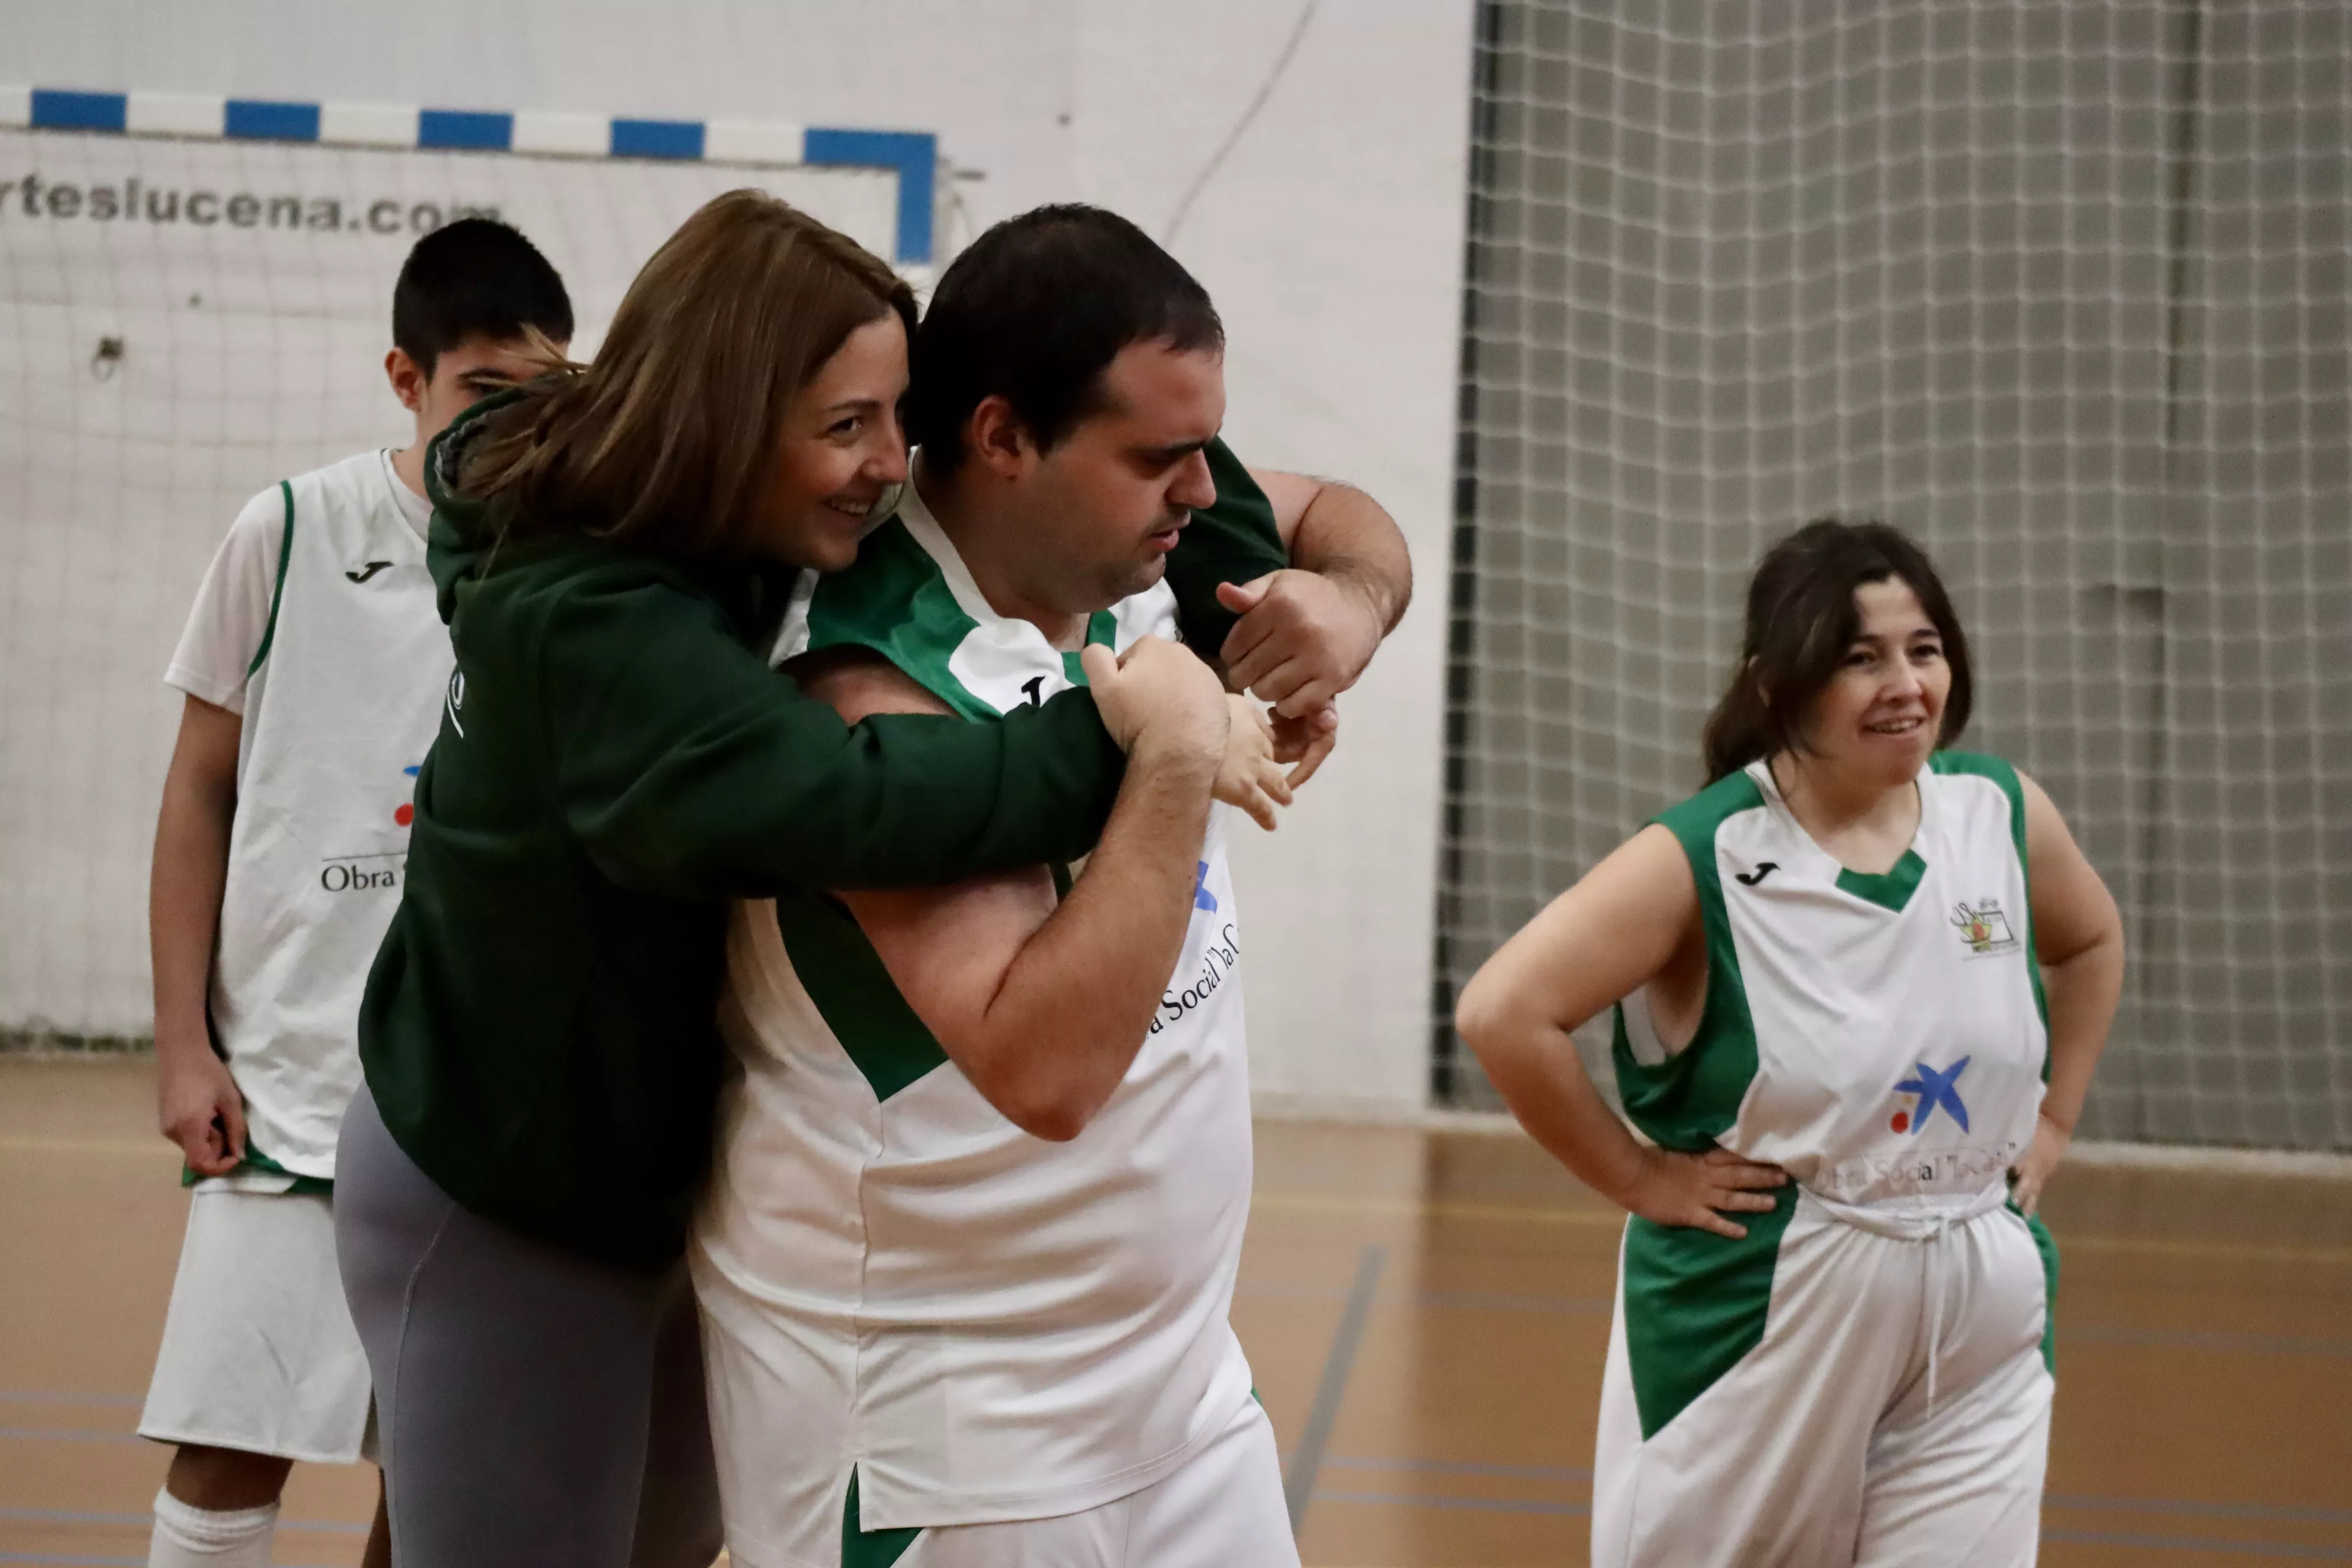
[
  {"x1": 961, "y1": 737, "x2": 1219, "y2": 1139},
  {"x1": 1463, "y1": 1008, "x2": 1649, "y2": 1208},
  {"x1": 548, "y1": 593, "x2": 1131, "y2": 899},
  {"x1": 150, "y1": 776, "x2": 233, "y2": 1058},
  {"x1": 1290, "y1": 483, "x2": 1412, "y2": 634},
  {"x1": 2037, "y1": 931, "x2": 2124, "y2": 1130}
]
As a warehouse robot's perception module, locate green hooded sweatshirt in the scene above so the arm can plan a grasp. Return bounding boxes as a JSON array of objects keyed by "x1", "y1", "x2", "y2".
[{"x1": 358, "y1": 398, "x2": 1287, "y2": 1268}]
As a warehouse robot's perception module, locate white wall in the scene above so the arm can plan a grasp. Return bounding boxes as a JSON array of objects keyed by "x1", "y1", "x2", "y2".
[
  {"x1": 4, "y1": 0, "x2": 1475, "y2": 1109},
  {"x1": 1072, "y1": 5, "x2": 1474, "y2": 1109}
]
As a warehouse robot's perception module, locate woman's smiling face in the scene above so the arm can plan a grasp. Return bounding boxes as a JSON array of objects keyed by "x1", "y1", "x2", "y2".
[
  {"x1": 757, "y1": 312, "x2": 911, "y2": 571},
  {"x1": 1792, "y1": 576, "x2": 1951, "y2": 788}
]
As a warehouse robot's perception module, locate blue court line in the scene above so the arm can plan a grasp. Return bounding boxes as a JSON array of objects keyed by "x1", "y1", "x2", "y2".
[
  {"x1": 1282, "y1": 1243, "x2": 1386, "y2": 1534},
  {"x1": 1421, "y1": 1288, "x2": 1614, "y2": 1317},
  {"x1": 1234, "y1": 1281, "x2": 1613, "y2": 1315},
  {"x1": 1237, "y1": 1283, "x2": 2352, "y2": 1357},
  {"x1": 4, "y1": 1446, "x2": 2344, "y2": 1555},
  {"x1": 1316, "y1": 1487, "x2": 1592, "y2": 1518},
  {"x1": 2063, "y1": 1325, "x2": 2352, "y2": 1359},
  {"x1": 0, "y1": 1426, "x2": 142, "y2": 1446},
  {"x1": 1307, "y1": 1491, "x2": 2352, "y2": 1557},
  {"x1": 2049, "y1": 1496, "x2": 2352, "y2": 1528},
  {"x1": 1321, "y1": 1454, "x2": 1593, "y2": 1483},
  {"x1": 2040, "y1": 1531, "x2": 2352, "y2": 1561},
  {"x1": 1306, "y1": 1464, "x2": 2352, "y2": 1530},
  {"x1": 0, "y1": 1508, "x2": 364, "y2": 1536}
]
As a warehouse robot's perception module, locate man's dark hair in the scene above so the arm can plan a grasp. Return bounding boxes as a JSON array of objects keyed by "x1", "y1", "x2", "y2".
[
  {"x1": 1701, "y1": 518, "x2": 1975, "y2": 782},
  {"x1": 392, "y1": 217, "x2": 574, "y2": 373},
  {"x1": 906, "y1": 204, "x2": 1223, "y2": 472}
]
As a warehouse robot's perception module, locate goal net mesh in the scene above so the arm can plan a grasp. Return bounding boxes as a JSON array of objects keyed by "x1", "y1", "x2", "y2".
[
  {"x1": 0, "y1": 127, "x2": 896, "y2": 1045},
  {"x1": 1436, "y1": 0, "x2": 2352, "y2": 1151}
]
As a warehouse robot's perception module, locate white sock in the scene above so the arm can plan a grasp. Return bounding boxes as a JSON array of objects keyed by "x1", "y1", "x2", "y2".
[{"x1": 149, "y1": 1486, "x2": 279, "y2": 1568}]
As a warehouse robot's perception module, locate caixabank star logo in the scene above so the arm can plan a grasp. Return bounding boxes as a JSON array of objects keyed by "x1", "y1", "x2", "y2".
[{"x1": 1889, "y1": 1057, "x2": 1971, "y2": 1136}]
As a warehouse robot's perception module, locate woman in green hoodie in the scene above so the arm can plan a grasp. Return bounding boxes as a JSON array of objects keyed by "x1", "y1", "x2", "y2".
[{"x1": 334, "y1": 191, "x2": 1306, "y2": 1568}]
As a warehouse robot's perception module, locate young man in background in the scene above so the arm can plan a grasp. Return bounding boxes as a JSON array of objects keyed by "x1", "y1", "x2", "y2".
[{"x1": 141, "y1": 218, "x2": 573, "y2": 1568}]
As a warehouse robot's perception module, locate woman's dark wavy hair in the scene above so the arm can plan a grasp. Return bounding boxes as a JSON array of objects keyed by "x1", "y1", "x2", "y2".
[{"x1": 1700, "y1": 518, "x2": 1973, "y2": 783}]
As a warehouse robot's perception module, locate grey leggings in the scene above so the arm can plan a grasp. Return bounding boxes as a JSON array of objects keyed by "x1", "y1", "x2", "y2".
[{"x1": 335, "y1": 1086, "x2": 722, "y2": 1568}]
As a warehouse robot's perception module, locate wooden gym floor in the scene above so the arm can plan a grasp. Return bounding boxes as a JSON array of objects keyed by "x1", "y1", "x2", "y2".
[{"x1": 3, "y1": 1054, "x2": 2348, "y2": 1566}]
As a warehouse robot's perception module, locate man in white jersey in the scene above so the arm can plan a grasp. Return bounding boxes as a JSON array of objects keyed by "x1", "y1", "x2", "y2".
[
  {"x1": 692, "y1": 206, "x2": 1409, "y2": 1568},
  {"x1": 142, "y1": 219, "x2": 573, "y2": 1568}
]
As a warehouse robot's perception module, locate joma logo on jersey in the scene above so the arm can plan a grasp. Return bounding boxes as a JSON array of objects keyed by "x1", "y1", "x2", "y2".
[
  {"x1": 1890, "y1": 1056, "x2": 1971, "y2": 1135},
  {"x1": 1949, "y1": 899, "x2": 2020, "y2": 956}
]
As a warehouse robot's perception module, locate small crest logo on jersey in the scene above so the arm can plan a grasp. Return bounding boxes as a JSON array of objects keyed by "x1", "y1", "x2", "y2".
[
  {"x1": 1889, "y1": 1056, "x2": 1972, "y2": 1135},
  {"x1": 1949, "y1": 899, "x2": 2020, "y2": 956},
  {"x1": 395, "y1": 763, "x2": 420, "y2": 828}
]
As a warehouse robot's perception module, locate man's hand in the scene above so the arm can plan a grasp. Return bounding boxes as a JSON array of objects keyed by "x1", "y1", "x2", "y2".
[
  {"x1": 151, "y1": 694, "x2": 243, "y2": 1177},
  {"x1": 1217, "y1": 695, "x2": 1295, "y2": 831},
  {"x1": 158, "y1": 1038, "x2": 247, "y2": 1176},
  {"x1": 1080, "y1": 636, "x2": 1227, "y2": 766},
  {"x1": 1216, "y1": 570, "x2": 1386, "y2": 720}
]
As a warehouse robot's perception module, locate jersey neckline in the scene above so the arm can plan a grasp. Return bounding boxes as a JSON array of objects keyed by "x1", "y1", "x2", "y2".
[
  {"x1": 376, "y1": 447, "x2": 435, "y2": 545},
  {"x1": 1746, "y1": 757, "x2": 1938, "y2": 910}
]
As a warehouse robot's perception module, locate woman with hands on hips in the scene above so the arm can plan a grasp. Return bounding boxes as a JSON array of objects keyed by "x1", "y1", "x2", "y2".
[{"x1": 1456, "y1": 518, "x2": 2123, "y2": 1568}]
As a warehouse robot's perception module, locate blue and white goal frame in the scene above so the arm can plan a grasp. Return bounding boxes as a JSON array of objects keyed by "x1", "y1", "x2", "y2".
[{"x1": 0, "y1": 86, "x2": 939, "y2": 264}]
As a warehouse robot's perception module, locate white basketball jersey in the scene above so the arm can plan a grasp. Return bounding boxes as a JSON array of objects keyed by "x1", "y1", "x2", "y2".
[
  {"x1": 692, "y1": 486, "x2": 1256, "y2": 1534},
  {"x1": 208, "y1": 452, "x2": 450, "y2": 1181},
  {"x1": 1616, "y1": 754, "x2": 2050, "y2": 1217}
]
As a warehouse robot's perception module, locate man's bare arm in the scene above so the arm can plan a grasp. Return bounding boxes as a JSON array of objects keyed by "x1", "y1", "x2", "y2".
[
  {"x1": 151, "y1": 695, "x2": 247, "y2": 1174},
  {"x1": 801, "y1": 649, "x2": 1221, "y2": 1141},
  {"x1": 1210, "y1": 469, "x2": 1413, "y2": 784},
  {"x1": 1255, "y1": 469, "x2": 1412, "y2": 632}
]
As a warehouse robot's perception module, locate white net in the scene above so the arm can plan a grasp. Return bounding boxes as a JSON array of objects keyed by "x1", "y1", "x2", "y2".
[
  {"x1": 1436, "y1": 1, "x2": 2352, "y2": 1151},
  {"x1": 0, "y1": 126, "x2": 898, "y2": 1044}
]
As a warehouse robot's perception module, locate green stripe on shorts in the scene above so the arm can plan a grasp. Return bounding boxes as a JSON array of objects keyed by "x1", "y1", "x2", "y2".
[
  {"x1": 1622, "y1": 1181, "x2": 1797, "y2": 1439},
  {"x1": 842, "y1": 1469, "x2": 922, "y2": 1568}
]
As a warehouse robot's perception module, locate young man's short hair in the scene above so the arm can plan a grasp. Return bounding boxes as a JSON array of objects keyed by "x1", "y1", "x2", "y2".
[
  {"x1": 907, "y1": 204, "x2": 1223, "y2": 473},
  {"x1": 391, "y1": 218, "x2": 574, "y2": 373}
]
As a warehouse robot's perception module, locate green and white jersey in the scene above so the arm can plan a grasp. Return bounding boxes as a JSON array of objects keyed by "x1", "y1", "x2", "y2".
[
  {"x1": 1590, "y1": 755, "x2": 2063, "y2": 1528},
  {"x1": 1615, "y1": 753, "x2": 2050, "y2": 1216},
  {"x1": 692, "y1": 484, "x2": 1255, "y2": 1534},
  {"x1": 165, "y1": 451, "x2": 446, "y2": 1187}
]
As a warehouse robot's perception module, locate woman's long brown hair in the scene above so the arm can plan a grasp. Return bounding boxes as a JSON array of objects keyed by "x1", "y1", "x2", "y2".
[{"x1": 458, "y1": 190, "x2": 915, "y2": 559}]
